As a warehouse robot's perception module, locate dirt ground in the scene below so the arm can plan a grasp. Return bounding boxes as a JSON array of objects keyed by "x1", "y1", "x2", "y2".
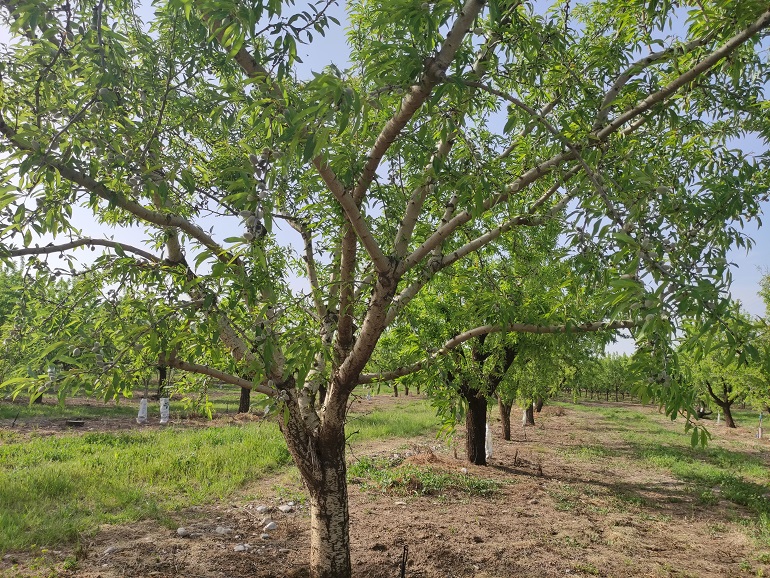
[{"x1": 3, "y1": 396, "x2": 770, "y2": 578}]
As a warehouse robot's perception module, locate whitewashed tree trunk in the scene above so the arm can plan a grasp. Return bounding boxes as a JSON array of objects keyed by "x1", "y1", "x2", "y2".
[{"x1": 309, "y1": 461, "x2": 351, "y2": 578}]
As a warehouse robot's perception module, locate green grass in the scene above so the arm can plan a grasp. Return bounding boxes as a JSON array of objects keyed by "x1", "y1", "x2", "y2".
[
  {"x1": 348, "y1": 456, "x2": 498, "y2": 497},
  {"x1": 0, "y1": 397, "x2": 440, "y2": 552},
  {"x1": 345, "y1": 399, "x2": 441, "y2": 442},
  {"x1": 0, "y1": 423, "x2": 291, "y2": 550}
]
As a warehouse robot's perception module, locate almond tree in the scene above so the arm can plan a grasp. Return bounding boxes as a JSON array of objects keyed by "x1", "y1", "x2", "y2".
[{"x1": 1, "y1": 1, "x2": 769, "y2": 576}]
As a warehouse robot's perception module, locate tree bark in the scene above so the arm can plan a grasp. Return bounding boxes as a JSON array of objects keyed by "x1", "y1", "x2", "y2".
[
  {"x1": 524, "y1": 404, "x2": 535, "y2": 426},
  {"x1": 393, "y1": 383, "x2": 398, "y2": 397},
  {"x1": 279, "y1": 382, "x2": 353, "y2": 578},
  {"x1": 238, "y1": 386, "x2": 251, "y2": 413},
  {"x1": 535, "y1": 397, "x2": 544, "y2": 412},
  {"x1": 403, "y1": 383, "x2": 409, "y2": 396},
  {"x1": 498, "y1": 396, "x2": 512, "y2": 441},
  {"x1": 308, "y1": 453, "x2": 351, "y2": 578},
  {"x1": 464, "y1": 390, "x2": 487, "y2": 465}
]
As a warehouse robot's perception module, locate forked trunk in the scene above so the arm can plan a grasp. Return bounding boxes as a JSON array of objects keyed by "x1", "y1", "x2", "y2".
[
  {"x1": 465, "y1": 390, "x2": 487, "y2": 465},
  {"x1": 238, "y1": 386, "x2": 250, "y2": 413},
  {"x1": 498, "y1": 397, "x2": 512, "y2": 441}
]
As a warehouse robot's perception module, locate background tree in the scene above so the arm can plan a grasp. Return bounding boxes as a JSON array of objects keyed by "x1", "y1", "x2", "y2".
[{"x1": 2, "y1": 2, "x2": 770, "y2": 576}]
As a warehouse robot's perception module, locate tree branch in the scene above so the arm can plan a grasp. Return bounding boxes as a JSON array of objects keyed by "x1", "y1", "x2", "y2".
[
  {"x1": 593, "y1": 31, "x2": 717, "y2": 130},
  {"x1": 166, "y1": 357, "x2": 275, "y2": 396},
  {"x1": 358, "y1": 320, "x2": 635, "y2": 384},
  {"x1": 6, "y1": 238, "x2": 160, "y2": 262},
  {"x1": 351, "y1": 0, "x2": 486, "y2": 203},
  {"x1": 594, "y1": 8, "x2": 770, "y2": 140},
  {"x1": 0, "y1": 114, "x2": 235, "y2": 266},
  {"x1": 313, "y1": 158, "x2": 391, "y2": 273}
]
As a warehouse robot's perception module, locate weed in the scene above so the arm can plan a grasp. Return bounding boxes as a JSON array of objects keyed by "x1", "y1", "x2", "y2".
[{"x1": 348, "y1": 457, "x2": 498, "y2": 497}]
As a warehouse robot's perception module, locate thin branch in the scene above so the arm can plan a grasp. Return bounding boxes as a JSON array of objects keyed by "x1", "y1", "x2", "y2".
[
  {"x1": 6, "y1": 238, "x2": 160, "y2": 262},
  {"x1": 280, "y1": 214, "x2": 325, "y2": 319},
  {"x1": 594, "y1": 8, "x2": 770, "y2": 141},
  {"x1": 351, "y1": 0, "x2": 487, "y2": 203},
  {"x1": 394, "y1": 136, "x2": 454, "y2": 257},
  {"x1": 593, "y1": 31, "x2": 717, "y2": 129},
  {"x1": 166, "y1": 357, "x2": 275, "y2": 396},
  {"x1": 357, "y1": 320, "x2": 635, "y2": 384}
]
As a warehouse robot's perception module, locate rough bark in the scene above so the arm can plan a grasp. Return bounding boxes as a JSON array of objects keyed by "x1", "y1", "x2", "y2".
[
  {"x1": 308, "y1": 450, "x2": 350, "y2": 578},
  {"x1": 535, "y1": 397, "x2": 544, "y2": 412},
  {"x1": 498, "y1": 396, "x2": 512, "y2": 441},
  {"x1": 238, "y1": 387, "x2": 251, "y2": 413},
  {"x1": 464, "y1": 388, "x2": 487, "y2": 465}
]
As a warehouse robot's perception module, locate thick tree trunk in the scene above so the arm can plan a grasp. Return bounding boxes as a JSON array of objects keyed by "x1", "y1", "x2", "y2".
[
  {"x1": 308, "y1": 453, "x2": 351, "y2": 578},
  {"x1": 280, "y1": 383, "x2": 353, "y2": 578},
  {"x1": 465, "y1": 391, "x2": 487, "y2": 465},
  {"x1": 523, "y1": 404, "x2": 535, "y2": 426},
  {"x1": 535, "y1": 397, "x2": 544, "y2": 412},
  {"x1": 238, "y1": 386, "x2": 250, "y2": 413},
  {"x1": 498, "y1": 397, "x2": 512, "y2": 441},
  {"x1": 403, "y1": 383, "x2": 409, "y2": 396}
]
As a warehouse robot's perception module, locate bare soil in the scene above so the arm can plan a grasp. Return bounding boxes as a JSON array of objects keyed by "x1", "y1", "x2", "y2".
[{"x1": 3, "y1": 397, "x2": 770, "y2": 578}]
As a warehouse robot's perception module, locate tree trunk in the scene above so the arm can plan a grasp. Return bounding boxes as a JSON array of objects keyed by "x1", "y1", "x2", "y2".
[
  {"x1": 614, "y1": 384, "x2": 619, "y2": 402},
  {"x1": 415, "y1": 384, "x2": 420, "y2": 395},
  {"x1": 498, "y1": 397, "x2": 512, "y2": 441},
  {"x1": 535, "y1": 397, "x2": 544, "y2": 412},
  {"x1": 157, "y1": 365, "x2": 167, "y2": 398},
  {"x1": 523, "y1": 404, "x2": 535, "y2": 426},
  {"x1": 238, "y1": 386, "x2": 251, "y2": 413},
  {"x1": 403, "y1": 383, "x2": 409, "y2": 396},
  {"x1": 465, "y1": 391, "x2": 487, "y2": 465},
  {"x1": 393, "y1": 383, "x2": 398, "y2": 397},
  {"x1": 308, "y1": 453, "x2": 351, "y2": 578},
  {"x1": 280, "y1": 384, "x2": 353, "y2": 578},
  {"x1": 705, "y1": 379, "x2": 737, "y2": 429},
  {"x1": 722, "y1": 404, "x2": 736, "y2": 428}
]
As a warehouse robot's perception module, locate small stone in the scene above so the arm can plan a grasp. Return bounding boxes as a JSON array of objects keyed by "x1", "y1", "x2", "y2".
[
  {"x1": 255, "y1": 505, "x2": 270, "y2": 514},
  {"x1": 394, "y1": 501, "x2": 407, "y2": 506},
  {"x1": 103, "y1": 546, "x2": 122, "y2": 555},
  {"x1": 287, "y1": 501, "x2": 295, "y2": 507},
  {"x1": 460, "y1": 467, "x2": 468, "y2": 474},
  {"x1": 263, "y1": 521, "x2": 278, "y2": 531},
  {"x1": 234, "y1": 544, "x2": 250, "y2": 552},
  {"x1": 176, "y1": 527, "x2": 192, "y2": 537},
  {"x1": 279, "y1": 548, "x2": 290, "y2": 553},
  {"x1": 278, "y1": 504, "x2": 293, "y2": 513},
  {"x1": 214, "y1": 526, "x2": 233, "y2": 535},
  {"x1": 260, "y1": 533, "x2": 270, "y2": 540}
]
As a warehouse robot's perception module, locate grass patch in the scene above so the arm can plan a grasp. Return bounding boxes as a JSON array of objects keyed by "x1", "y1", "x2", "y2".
[
  {"x1": 348, "y1": 456, "x2": 498, "y2": 497},
  {"x1": 0, "y1": 397, "x2": 441, "y2": 553},
  {"x1": 0, "y1": 423, "x2": 290, "y2": 551},
  {"x1": 345, "y1": 400, "x2": 441, "y2": 443}
]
